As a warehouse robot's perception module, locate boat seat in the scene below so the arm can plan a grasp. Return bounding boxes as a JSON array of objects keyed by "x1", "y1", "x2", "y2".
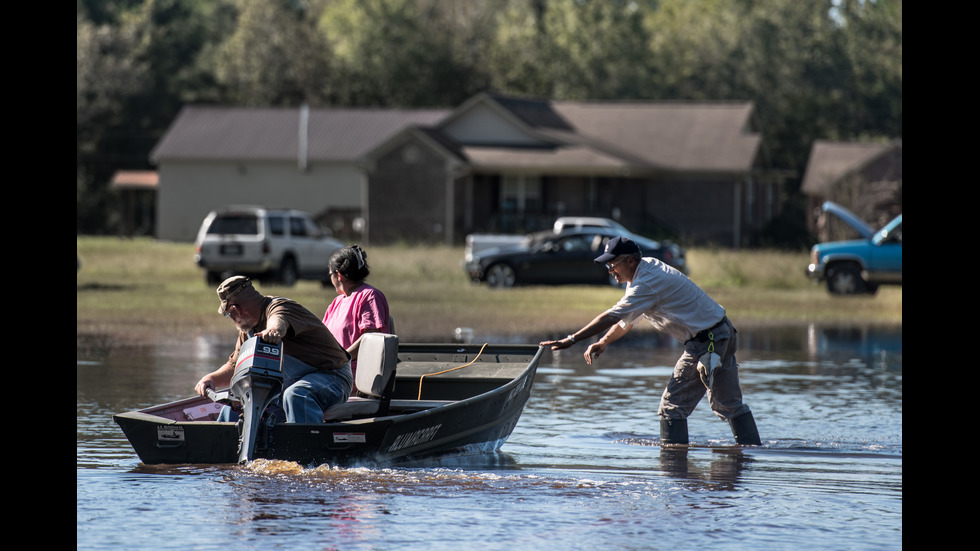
[{"x1": 323, "y1": 333, "x2": 398, "y2": 421}]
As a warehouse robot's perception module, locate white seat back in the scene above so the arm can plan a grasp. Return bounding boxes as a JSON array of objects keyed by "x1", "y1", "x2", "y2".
[{"x1": 355, "y1": 333, "x2": 399, "y2": 398}]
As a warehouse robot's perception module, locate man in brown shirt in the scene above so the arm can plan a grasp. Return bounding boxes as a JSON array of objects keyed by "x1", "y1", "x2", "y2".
[{"x1": 195, "y1": 276, "x2": 353, "y2": 423}]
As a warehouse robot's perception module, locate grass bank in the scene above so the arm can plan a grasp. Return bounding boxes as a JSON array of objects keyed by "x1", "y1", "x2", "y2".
[{"x1": 77, "y1": 237, "x2": 901, "y2": 350}]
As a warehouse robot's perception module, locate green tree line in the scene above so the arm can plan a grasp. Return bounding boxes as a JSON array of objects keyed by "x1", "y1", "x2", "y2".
[{"x1": 77, "y1": 0, "x2": 901, "y2": 243}]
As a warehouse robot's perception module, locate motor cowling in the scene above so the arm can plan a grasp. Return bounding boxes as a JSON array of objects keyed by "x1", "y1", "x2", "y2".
[{"x1": 230, "y1": 336, "x2": 284, "y2": 463}]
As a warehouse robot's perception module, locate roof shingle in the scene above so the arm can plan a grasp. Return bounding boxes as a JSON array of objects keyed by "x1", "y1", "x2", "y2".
[{"x1": 150, "y1": 97, "x2": 763, "y2": 173}]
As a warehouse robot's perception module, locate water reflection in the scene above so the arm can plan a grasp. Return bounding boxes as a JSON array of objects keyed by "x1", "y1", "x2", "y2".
[
  {"x1": 657, "y1": 447, "x2": 752, "y2": 489},
  {"x1": 805, "y1": 324, "x2": 902, "y2": 370},
  {"x1": 78, "y1": 322, "x2": 901, "y2": 369}
]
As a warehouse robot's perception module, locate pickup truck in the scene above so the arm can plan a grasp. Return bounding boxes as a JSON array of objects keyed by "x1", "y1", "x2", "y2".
[{"x1": 806, "y1": 201, "x2": 902, "y2": 295}]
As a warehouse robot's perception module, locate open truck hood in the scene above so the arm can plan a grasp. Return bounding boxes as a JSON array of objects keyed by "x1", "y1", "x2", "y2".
[{"x1": 821, "y1": 201, "x2": 875, "y2": 239}]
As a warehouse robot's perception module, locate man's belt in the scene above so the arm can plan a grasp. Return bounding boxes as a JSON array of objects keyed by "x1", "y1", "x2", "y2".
[{"x1": 691, "y1": 317, "x2": 728, "y2": 342}]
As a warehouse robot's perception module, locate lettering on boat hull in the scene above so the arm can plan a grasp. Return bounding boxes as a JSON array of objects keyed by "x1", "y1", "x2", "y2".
[
  {"x1": 387, "y1": 424, "x2": 442, "y2": 453},
  {"x1": 504, "y1": 374, "x2": 529, "y2": 407}
]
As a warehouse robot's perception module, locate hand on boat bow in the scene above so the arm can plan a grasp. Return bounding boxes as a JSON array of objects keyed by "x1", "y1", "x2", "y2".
[{"x1": 540, "y1": 337, "x2": 574, "y2": 351}]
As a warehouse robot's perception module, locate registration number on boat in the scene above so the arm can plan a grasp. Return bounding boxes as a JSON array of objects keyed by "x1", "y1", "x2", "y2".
[
  {"x1": 333, "y1": 432, "x2": 366, "y2": 443},
  {"x1": 157, "y1": 425, "x2": 185, "y2": 442}
]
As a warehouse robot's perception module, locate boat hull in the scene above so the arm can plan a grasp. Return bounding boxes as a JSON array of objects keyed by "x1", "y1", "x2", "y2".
[{"x1": 114, "y1": 343, "x2": 544, "y2": 466}]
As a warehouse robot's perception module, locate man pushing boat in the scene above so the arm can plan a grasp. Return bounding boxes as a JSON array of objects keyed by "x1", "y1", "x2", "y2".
[
  {"x1": 194, "y1": 276, "x2": 353, "y2": 423},
  {"x1": 540, "y1": 236, "x2": 761, "y2": 446}
]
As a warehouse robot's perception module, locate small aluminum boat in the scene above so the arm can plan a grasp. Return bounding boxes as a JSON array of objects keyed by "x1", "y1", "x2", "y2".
[{"x1": 114, "y1": 334, "x2": 544, "y2": 466}]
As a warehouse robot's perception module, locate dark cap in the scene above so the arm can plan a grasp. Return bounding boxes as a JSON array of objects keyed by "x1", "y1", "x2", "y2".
[
  {"x1": 594, "y1": 236, "x2": 641, "y2": 263},
  {"x1": 217, "y1": 276, "x2": 261, "y2": 315}
]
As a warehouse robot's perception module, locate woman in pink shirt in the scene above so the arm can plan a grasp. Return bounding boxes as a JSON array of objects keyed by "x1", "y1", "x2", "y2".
[{"x1": 322, "y1": 245, "x2": 391, "y2": 389}]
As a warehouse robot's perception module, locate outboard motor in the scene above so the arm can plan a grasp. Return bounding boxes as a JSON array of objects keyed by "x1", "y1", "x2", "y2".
[{"x1": 229, "y1": 336, "x2": 284, "y2": 463}]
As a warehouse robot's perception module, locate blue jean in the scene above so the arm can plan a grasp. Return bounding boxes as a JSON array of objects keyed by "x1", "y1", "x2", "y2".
[
  {"x1": 282, "y1": 362, "x2": 353, "y2": 423},
  {"x1": 218, "y1": 354, "x2": 353, "y2": 423}
]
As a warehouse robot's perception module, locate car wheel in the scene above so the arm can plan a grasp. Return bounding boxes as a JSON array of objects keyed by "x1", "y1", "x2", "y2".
[
  {"x1": 826, "y1": 264, "x2": 865, "y2": 295},
  {"x1": 485, "y1": 263, "x2": 517, "y2": 288},
  {"x1": 278, "y1": 256, "x2": 298, "y2": 287},
  {"x1": 205, "y1": 271, "x2": 223, "y2": 285}
]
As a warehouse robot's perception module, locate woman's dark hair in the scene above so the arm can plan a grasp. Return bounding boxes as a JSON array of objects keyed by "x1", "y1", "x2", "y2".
[{"x1": 329, "y1": 244, "x2": 370, "y2": 281}]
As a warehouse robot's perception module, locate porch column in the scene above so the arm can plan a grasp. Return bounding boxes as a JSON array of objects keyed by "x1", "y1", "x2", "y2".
[{"x1": 732, "y1": 180, "x2": 742, "y2": 249}]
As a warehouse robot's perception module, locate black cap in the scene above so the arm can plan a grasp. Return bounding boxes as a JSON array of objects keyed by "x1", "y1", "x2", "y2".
[{"x1": 594, "y1": 236, "x2": 641, "y2": 263}]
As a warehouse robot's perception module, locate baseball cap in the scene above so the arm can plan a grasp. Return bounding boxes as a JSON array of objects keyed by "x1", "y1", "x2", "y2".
[
  {"x1": 594, "y1": 236, "x2": 641, "y2": 263},
  {"x1": 217, "y1": 275, "x2": 261, "y2": 315}
]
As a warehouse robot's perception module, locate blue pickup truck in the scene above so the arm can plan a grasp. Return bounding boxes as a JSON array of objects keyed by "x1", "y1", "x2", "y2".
[{"x1": 806, "y1": 202, "x2": 902, "y2": 295}]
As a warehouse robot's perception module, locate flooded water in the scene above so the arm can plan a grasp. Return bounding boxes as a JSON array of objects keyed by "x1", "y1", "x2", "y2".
[{"x1": 77, "y1": 323, "x2": 902, "y2": 550}]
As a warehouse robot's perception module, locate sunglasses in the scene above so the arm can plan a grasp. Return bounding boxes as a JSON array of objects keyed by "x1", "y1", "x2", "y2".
[{"x1": 606, "y1": 257, "x2": 628, "y2": 271}]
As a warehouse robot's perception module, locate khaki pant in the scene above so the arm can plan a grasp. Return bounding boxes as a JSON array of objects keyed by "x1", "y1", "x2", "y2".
[{"x1": 658, "y1": 318, "x2": 752, "y2": 421}]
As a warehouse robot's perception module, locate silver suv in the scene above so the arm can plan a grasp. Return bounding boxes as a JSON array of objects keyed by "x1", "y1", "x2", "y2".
[{"x1": 194, "y1": 206, "x2": 345, "y2": 286}]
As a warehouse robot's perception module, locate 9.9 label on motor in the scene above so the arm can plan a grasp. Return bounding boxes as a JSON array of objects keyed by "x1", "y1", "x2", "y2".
[{"x1": 258, "y1": 344, "x2": 280, "y2": 356}]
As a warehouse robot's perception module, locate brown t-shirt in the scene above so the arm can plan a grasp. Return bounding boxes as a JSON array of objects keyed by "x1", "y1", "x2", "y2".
[{"x1": 224, "y1": 297, "x2": 350, "y2": 372}]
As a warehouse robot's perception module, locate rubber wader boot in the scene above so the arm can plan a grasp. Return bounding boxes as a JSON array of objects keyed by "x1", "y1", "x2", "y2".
[
  {"x1": 729, "y1": 411, "x2": 761, "y2": 446},
  {"x1": 660, "y1": 418, "x2": 689, "y2": 446}
]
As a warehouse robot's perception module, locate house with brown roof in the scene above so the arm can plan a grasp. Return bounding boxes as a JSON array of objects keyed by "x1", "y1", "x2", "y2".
[
  {"x1": 800, "y1": 140, "x2": 902, "y2": 241},
  {"x1": 150, "y1": 92, "x2": 783, "y2": 247}
]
